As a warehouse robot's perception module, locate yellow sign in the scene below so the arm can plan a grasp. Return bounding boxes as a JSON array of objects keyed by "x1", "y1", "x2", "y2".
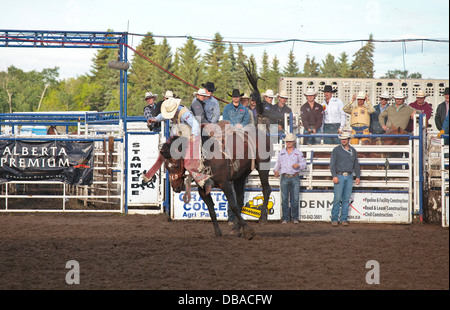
[{"x1": 242, "y1": 194, "x2": 275, "y2": 218}]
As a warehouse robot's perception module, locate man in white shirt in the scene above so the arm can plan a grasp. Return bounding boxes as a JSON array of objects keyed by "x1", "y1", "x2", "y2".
[{"x1": 321, "y1": 85, "x2": 346, "y2": 144}]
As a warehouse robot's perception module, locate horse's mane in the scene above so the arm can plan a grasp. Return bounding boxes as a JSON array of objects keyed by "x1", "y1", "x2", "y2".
[
  {"x1": 160, "y1": 136, "x2": 188, "y2": 159},
  {"x1": 241, "y1": 60, "x2": 264, "y2": 116}
]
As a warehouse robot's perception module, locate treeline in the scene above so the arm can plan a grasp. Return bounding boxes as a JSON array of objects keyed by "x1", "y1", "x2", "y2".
[{"x1": 0, "y1": 32, "x2": 422, "y2": 115}]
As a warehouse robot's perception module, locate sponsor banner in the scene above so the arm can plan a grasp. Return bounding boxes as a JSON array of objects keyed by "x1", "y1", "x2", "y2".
[
  {"x1": 127, "y1": 134, "x2": 161, "y2": 206},
  {"x1": 0, "y1": 140, "x2": 94, "y2": 185},
  {"x1": 299, "y1": 192, "x2": 410, "y2": 223},
  {"x1": 172, "y1": 190, "x2": 281, "y2": 221}
]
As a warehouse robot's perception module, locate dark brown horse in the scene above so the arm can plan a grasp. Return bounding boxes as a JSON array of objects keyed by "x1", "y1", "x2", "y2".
[{"x1": 143, "y1": 61, "x2": 273, "y2": 239}]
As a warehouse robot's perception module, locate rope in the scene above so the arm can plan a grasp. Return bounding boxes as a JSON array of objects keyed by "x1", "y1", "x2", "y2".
[{"x1": 0, "y1": 34, "x2": 229, "y2": 104}]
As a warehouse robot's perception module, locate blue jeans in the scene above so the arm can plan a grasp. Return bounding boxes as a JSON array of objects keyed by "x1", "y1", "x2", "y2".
[
  {"x1": 331, "y1": 174, "x2": 354, "y2": 223},
  {"x1": 281, "y1": 175, "x2": 300, "y2": 221},
  {"x1": 303, "y1": 127, "x2": 322, "y2": 145},
  {"x1": 323, "y1": 123, "x2": 340, "y2": 144}
]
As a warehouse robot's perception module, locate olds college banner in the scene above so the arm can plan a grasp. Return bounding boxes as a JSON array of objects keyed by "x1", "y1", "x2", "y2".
[{"x1": 0, "y1": 140, "x2": 94, "y2": 185}]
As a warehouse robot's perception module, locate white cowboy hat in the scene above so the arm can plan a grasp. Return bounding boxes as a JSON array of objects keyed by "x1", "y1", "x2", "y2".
[
  {"x1": 144, "y1": 92, "x2": 158, "y2": 100},
  {"x1": 356, "y1": 91, "x2": 366, "y2": 100},
  {"x1": 278, "y1": 90, "x2": 289, "y2": 99},
  {"x1": 304, "y1": 88, "x2": 317, "y2": 96},
  {"x1": 393, "y1": 91, "x2": 407, "y2": 100},
  {"x1": 416, "y1": 90, "x2": 428, "y2": 98},
  {"x1": 161, "y1": 97, "x2": 182, "y2": 119},
  {"x1": 241, "y1": 93, "x2": 250, "y2": 99},
  {"x1": 163, "y1": 90, "x2": 174, "y2": 98},
  {"x1": 283, "y1": 133, "x2": 297, "y2": 142},
  {"x1": 338, "y1": 127, "x2": 353, "y2": 139},
  {"x1": 264, "y1": 89, "x2": 277, "y2": 98},
  {"x1": 197, "y1": 88, "x2": 210, "y2": 97},
  {"x1": 378, "y1": 92, "x2": 391, "y2": 99}
]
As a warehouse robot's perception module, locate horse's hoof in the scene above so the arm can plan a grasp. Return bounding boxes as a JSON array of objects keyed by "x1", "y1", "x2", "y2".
[
  {"x1": 243, "y1": 226, "x2": 255, "y2": 240},
  {"x1": 215, "y1": 229, "x2": 222, "y2": 238}
]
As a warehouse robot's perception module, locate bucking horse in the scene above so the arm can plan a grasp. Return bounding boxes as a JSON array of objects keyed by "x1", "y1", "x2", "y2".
[{"x1": 142, "y1": 60, "x2": 273, "y2": 239}]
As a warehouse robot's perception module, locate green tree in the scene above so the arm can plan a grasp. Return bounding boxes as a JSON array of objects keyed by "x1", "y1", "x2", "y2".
[
  {"x1": 259, "y1": 50, "x2": 270, "y2": 91},
  {"x1": 350, "y1": 34, "x2": 375, "y2": 78},
  {"x1": 204, "y1": 32, "x2": 226, "y2": 100},
  {"x1": 268, "y1": 55, "x2": 281, "y2": 91},
  {"x1": 337, "y1": 52, "x2": 352, "y2": 78},
  {"x1": 283, "y1": 50, "x2": 301, "y2": 77},
  {"x1": 302, "y1": 54, "x2": 320, "y2": 77},
  {"x1": 320, "y1": 53, "x2": 339, "y2": 77},
  {"x1": 234, "y1": 44, "x2": 248, "y2": 93},
  {"x1": 174, "y1": 37, "x2": 204, "y2": 102},
  {"x1": 381, "y1": 69, "x2": 422, "y2": 79}
]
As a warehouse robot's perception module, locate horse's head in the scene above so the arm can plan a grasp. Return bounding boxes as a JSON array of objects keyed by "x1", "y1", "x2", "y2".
[{"x1": 160, "y1": 136, "x2": 188, "y2": 193}]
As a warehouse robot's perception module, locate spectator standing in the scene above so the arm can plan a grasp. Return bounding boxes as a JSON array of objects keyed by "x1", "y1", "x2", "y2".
[
  {"x1": 300, "y1": 88, "x2": 324, "y2": 145},
  {"x1": 144, "y1": 91, "x2": 161, "y2": 132},
  {"x1": 223, "y1": 89, "x2": 250, "y2": 128},
  {"x1": 407, "y1": 90, "x2": 433, "y2": 131},
  {"x1": 273, "y1": 133, "x2": 307, "y2": 224},
  {"x1": 343, "y1": 91, "x2": 375, "y2": 145},
  {"x1": 201, "y1": 82, "x2": 221, "y2": 124},
  {"x1": 321, "y1": 85, "x2": 346, "y2": 144},
  {"x1": 379, "y1": 91, "x2": 416, "y2": 132},
  {"x1": 370, "y1": 92, "x2": 391, "y2": 136},
  {"x1": 435, "y1": 87, "x2": 449, "y2": 131},
  {"x1": 330, "y1": 130, "x2": 361, "y2": 227},
  {"x1": 268, "y1": 90, "x2": 292, "y2": 131}
]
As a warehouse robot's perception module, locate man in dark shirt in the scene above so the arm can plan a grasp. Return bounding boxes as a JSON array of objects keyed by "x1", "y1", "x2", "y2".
[
  {"x1": 268, "y1": 90, "x2": 292, "y2": 132},
  {"x1": 300, "y1": 88, "x2": 324, "y2": 145},
  {"x1": 143, "y1": 92, "x2": 161, "y2": 132},
  {"x1": 330, "y1": 130, "x2": 361, "y2": 227}
]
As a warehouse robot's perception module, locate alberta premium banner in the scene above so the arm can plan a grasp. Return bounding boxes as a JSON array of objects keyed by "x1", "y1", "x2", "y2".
[{"x1": 0, "y1": 140, "x2": 94, "y2": 185}]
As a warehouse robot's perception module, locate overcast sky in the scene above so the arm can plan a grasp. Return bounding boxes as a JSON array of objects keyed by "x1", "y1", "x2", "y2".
[{"x1": 1, "y1": 0, "x2": 448, "y2": 80}]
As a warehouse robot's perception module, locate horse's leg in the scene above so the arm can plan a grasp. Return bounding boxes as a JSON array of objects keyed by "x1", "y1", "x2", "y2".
[
  {"x1": 222, "y1": 181, "x2": 255, "y2": 240},
  {"x1": 232, "y1": 174, "x2": 250, "y2": 232},
  {"x1": 198, "y1": 187, "x2": 222, "y2": 237},
  {"x1": 257, "y1": 167, "x2": 271, "y2": 224}
]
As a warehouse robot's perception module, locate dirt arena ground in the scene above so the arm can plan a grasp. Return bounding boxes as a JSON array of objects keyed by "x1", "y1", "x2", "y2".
[{"x1": 0, "y1": 212, "x2": 448, "y2": 290}]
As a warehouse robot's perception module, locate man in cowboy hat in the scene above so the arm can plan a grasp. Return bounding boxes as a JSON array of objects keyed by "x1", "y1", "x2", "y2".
[
  {"x1": 267, "y1": 90, "x2": 292, "y2": 131},
  {"x1": 435, "y1": 87, "x2": 449, "y2": 132},
  {"x1": 407, "y1": 90, "x2": 432, "y2": 131},
  {"x1": 190, "y1": 88, "x2": 210, "y2": 125},
  {"x1": 260, "y1": 89, "x2": 277, "y2": 128},
  {"x1": 370, "y1": 91, "x2": 391, "y2": 137},
  {"x1": 148, "y1": 97, "x2": 214, "y2": 194},
  {"x1": 201, "y1": 82, "x2": 220, "y2": 124},
  {"x1": 240, "y1": 93, "x2": 254, "y2": 125},
  {"x1": 379, "y1": 91, "x2": 416, "y2": 133},
  {"x1": 343, "y1": 91, "x2": 375, "y2": 145},
  {"x1": 330, "y1": 128, "x2": 361, "y2": 227},
  {"x1": 144, "y1": 91, "x2": 161, "y2": 132},
  {"x1": 300, "y1": 88, "x2": 324, "y2": 145},
  {"x1": 321, "y1": 85, "x2": 346, "y2": 144},
  {"x1": 223, "y1": 89, "x2": 250, "y2": 128},
  {"x1": 273, "y1": 133, "x2": 307, "y2": 224}
]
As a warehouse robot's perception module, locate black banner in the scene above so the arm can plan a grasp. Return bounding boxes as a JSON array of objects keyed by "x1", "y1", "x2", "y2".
[{"x1": 0, "y1": 140, "x2": 94, "y2": 185}]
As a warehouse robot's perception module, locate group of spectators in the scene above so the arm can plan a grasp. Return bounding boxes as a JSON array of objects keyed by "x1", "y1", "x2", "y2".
[{"x1": 144, "y1": 83, "x2": 449, "y2": 146}]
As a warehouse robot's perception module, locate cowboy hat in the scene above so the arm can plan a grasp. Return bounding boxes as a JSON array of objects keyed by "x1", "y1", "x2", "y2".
[
  {"x1": 321, "y1": 85, "x2": 337, "y2": 93},
  {"x1": 304, "y1": 88, "x2": 317, "y2": 96},
  {"x1": 378, "y1": 91, "x2": 391, "y2": 99},
  {"x1": 228, "y1": 89, "x2": 244, "y2": 97},
  {"x1": 416, "y1": 90, "x2": 428, "y2": 98},
  {"x1": 356, "y1": 91, "x2": 366, "y2": 100},
  {"x1": 264, "y1": 89, "x2": 277, "y2": 98},
  {"x1": 278, "y1": 90, "x2": 289, "y2": 99},
  {"x1": 163, "y1": 90, "x2": 174, "y2": 98},
  {"x1": 201, "y1": 82, "x2": 218, "y2": 92},
  {"x1": 161, "y1": 97, "x2": 182, "y2": 119},
  {"x1": 338, "y1": 127, "x2": 353, "y2": 139},
  {"x1": 144, "y1": 92, "x2": 158, "y2": 100},
  {"x1": 283, "y1": 133, "x2": 297, "y2": 142},
  {"x1": 241, "y1": 93, "x2": 250, "y2": 99},
  {"x1": 393, "y1": 91, "x2": 407, "y2": 100},
  {"x1": 197, "y1": 88, "x2": 211, "y2": 97},
  {"x1": 441, "y1": 87, "x2": 449, "y2": 95}
]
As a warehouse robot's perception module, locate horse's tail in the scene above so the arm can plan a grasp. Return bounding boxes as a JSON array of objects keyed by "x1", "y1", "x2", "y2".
[{"x1": 241, "y1": 60, "x2": 264, "y2": 116}]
